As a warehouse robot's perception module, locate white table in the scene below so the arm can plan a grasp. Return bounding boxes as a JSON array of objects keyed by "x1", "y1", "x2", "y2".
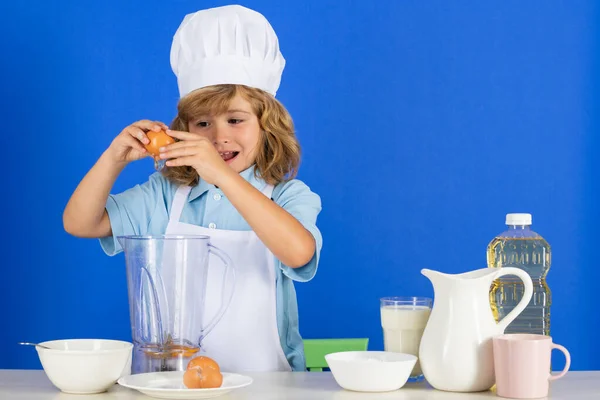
[{"x1": 0, "y1": 370, "x2": 598, "y2": 399}]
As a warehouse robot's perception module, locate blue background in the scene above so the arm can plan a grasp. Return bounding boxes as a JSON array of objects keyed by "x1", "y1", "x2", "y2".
[{"x1": 2, "y1": 0, "x2": 598, "y2": 372}]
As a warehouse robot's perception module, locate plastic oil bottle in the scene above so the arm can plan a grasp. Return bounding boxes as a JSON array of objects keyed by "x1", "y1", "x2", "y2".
[{"x1": 487, "y1": 213, "x2": 551, "y2": 335}]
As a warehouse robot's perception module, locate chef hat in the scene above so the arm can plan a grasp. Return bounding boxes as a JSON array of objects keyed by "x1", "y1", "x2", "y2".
[{"x1": 170, "y1": 5, "x2": 286, "y2": 98}]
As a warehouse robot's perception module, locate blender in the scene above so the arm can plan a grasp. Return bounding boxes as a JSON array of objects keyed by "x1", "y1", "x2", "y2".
[{"x1": 117, "y1": 234, "x2": 235, "y2": 374}]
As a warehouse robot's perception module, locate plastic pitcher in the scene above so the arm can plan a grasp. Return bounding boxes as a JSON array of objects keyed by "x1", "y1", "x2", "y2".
[{"x1": 117, "y1": 234, "x2": 235, "y2": 374}]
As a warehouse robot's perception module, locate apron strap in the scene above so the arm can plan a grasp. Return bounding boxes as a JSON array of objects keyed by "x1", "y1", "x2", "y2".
[{"x1": 170, "y1": 185, "x2": 192, "y2": 222}]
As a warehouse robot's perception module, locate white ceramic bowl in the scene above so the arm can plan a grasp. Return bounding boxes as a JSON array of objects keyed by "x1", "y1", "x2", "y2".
[
  {"x1": 36, "y1": 339, "x2": 133, "y2": 394},
  {"x1": 325, "y1": 351, "x2": 417, "y2": 392}
]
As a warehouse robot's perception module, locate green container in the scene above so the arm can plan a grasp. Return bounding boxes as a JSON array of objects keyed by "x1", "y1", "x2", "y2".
[{"x1": 303, "y1": 338, "x2": 369, "y2": 371}]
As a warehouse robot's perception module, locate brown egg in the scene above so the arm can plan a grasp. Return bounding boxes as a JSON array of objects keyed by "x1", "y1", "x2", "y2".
[
  {"x1": 183, "y1": 369, "x2": 203, "y2": 389},
  {"x1": 183, "y1": 356, "x2": 223, "y2": 389},
  {"x1": 144, "y1": 130, "x2": 175, "y2": 157}
]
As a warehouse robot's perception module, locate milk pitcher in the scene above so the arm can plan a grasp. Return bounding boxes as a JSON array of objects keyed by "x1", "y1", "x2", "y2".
[
  {"x1": 418, "y1": 267, "x2": 533, "y2": 392},
  {"x1": 118, "y1": 235, "x2": 235, "y2": 374}
]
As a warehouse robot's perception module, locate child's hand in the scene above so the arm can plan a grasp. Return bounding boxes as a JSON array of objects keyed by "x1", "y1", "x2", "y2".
[
  {"x1": 159, "y1": 130, "x2": 233, "y2": 186},
  {"x1": 106, "y1": 120, "x2": 170, "y2": 164}
]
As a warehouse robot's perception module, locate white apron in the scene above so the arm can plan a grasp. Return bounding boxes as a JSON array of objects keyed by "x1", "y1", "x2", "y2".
[{"x1": 164, "y1": 184, "x2": 292, "y2": 372}]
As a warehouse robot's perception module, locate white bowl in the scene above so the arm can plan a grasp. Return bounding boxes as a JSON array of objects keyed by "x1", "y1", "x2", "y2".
[
  {"x1": 325, "y1": 351, "x2": 417, "y2": 392},
  {"x1": 36, "y1": 339, "x2": 133, "y2": 394}
]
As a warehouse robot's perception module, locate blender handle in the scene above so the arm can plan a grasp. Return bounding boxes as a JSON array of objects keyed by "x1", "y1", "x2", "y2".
[{"x1": 201, "y1": 244, "x2": 236, "y2": 338}]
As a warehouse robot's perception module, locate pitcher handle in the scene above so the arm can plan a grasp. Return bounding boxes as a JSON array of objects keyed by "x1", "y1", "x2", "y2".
[
  {"x1": 201, "y1": 244, "x2": 236, "y2": 339},
  {"x1": 495, "y1": 267, "x2": 534, "y2": 332}
]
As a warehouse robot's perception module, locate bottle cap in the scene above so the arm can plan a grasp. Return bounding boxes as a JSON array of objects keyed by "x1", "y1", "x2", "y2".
[{"x1": 505, "y1": 213, "x2": 532, "y2": 226}]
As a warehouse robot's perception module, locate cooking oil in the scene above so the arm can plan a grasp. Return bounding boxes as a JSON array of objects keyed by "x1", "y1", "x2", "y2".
[{"x1": 488, "y1": 213, "x2": 551, "y2": 335}]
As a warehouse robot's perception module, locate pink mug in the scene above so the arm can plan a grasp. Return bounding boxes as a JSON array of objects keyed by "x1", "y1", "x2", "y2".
[{"x1": 492, "y1": 334, "x2": 571, "y2": 399}]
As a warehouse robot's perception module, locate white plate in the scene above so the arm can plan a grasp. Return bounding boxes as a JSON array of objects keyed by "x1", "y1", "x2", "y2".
[{"x1": 117, "y1": 371, "x2": 253, "y2": 399}]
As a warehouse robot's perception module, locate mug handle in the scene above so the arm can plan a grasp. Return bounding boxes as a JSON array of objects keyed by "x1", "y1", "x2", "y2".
[
  {"x1": 548, "y1": 343, "x2": 571, "y2": 381},
  {"x1": 495, "y1": 267, "x2": 534, "y2": 332},
  {"x1": 200, "y1": 244, "x2": 236, "y2": 339}
]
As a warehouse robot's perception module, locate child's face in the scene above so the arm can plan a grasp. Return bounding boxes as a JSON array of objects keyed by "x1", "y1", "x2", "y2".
[{"x1": 188, "y1": 95, "x2": 261, "y2": 174}]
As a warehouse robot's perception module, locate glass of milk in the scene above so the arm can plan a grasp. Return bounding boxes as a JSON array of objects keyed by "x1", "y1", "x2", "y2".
[{"x1": 380, "y1": 297, "x2": 432, "y2": 381}]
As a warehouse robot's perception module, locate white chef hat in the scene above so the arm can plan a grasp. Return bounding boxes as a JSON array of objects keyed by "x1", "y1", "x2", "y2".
[{"x1": 170, "y1": 5, "x2": 286, "y2": 98}]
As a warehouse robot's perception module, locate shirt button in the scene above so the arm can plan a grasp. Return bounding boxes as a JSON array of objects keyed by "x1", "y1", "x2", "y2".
[
  {"x1": 213, "y1": 193, "x2": 222, "y2": 201},
  {"x1": 208, "y1": 223, "x2": 217, "y2": 229}
]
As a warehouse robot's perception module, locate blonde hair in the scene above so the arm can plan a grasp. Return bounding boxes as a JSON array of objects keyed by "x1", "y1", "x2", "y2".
[{"x1": 162, "y1": 84, "x2": 301, "y2": 186}]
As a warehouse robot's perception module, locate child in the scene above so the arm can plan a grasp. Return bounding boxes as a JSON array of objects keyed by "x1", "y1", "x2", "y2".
[{"x1": 62, "y1": 5, "x2": 322, "y2": 373}]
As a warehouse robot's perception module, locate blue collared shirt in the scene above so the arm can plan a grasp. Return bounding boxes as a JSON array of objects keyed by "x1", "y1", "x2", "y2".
[{"x1": 99, "y1": 166, "x2": 322, "y2": 371}]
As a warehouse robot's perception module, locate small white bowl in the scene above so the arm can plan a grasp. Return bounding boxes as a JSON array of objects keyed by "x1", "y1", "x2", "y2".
[
  {"x1": 36, "y1": 339, "x2": 133, "y2": 394},
  {"x1": 325, "y1": 351, "x2": 417, "y2": 392}
]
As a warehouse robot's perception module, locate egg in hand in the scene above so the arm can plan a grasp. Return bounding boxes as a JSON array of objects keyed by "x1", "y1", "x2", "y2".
[{"x1": 144, "y1": 130, "x2": 175, "y2": 158}]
